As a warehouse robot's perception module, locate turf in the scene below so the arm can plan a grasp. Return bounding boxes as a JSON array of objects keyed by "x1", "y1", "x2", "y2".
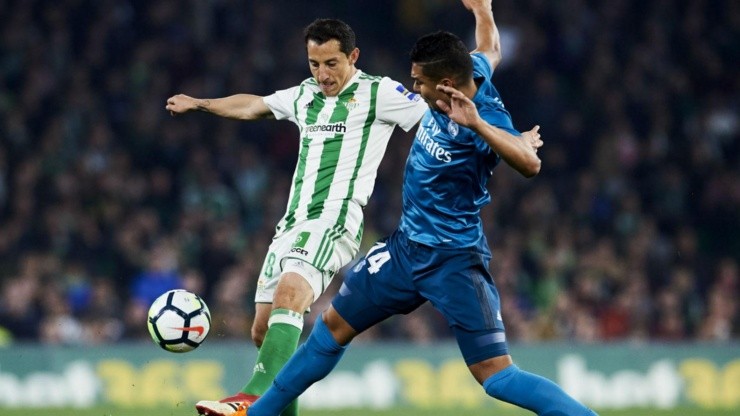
[{"x1": 0, "y1": 407, "x2": 736, "y2": 416}]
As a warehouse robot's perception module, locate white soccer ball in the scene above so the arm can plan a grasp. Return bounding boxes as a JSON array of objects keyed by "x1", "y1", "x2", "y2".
[{"x1": 147, "y1": 289, "x2": 211, "y2": 353}]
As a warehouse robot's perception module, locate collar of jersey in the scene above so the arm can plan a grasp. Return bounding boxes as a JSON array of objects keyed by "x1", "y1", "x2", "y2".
[{"x1": 322, "y1": 69, "x2": 363, "y2": 100}]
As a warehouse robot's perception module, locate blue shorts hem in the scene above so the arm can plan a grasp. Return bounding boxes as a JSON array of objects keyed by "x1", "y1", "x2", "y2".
[{"x1": 462, "y1": 345, "x2": 510, "y2": 366}]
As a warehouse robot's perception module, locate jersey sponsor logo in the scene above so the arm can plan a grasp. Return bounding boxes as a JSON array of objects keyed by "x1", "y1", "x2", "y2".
[
  {"x1": 416, "y1": 123, "x2": 452, "y2": 163},
  {"x1": 305, "y1": 123, "x2": 347, "y2": 133},
  {"x1": 395, "y1": 83, "x2": 421, "y2": 102},
  {"x1": 290, "y1": 247, "x2": 309, "y2": 256}
]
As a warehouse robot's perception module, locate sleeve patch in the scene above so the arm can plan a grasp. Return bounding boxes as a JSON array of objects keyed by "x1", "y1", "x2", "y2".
[{"x1": 395, "y1": 83, "x2": 421, "y2": 102}]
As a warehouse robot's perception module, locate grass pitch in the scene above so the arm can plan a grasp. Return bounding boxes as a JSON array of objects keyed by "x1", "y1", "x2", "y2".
[{"x1": 0, "y1": 407, "x2": 736, "y2": 416}]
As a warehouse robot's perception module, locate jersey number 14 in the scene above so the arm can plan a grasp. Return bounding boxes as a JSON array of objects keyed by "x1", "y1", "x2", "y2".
[{"x1": 365, "y1": 242, "x2": 391, "y2": 274}]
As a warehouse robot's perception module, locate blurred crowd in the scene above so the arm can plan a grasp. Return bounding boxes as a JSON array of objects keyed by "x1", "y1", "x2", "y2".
[{"x1": 0, "y1": 0, "x2": 737, "y2": 346}]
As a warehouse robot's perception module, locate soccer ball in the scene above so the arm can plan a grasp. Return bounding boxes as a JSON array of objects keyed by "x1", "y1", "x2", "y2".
[{"x1": 147, "y1": 289, "x2": 211, "y2": 353}]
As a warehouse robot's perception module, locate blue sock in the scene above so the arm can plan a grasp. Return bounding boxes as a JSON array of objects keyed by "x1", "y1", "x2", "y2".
[
  {"x1": 248, "y1": 317, "x2": 347, "y2": 416},
  {"x1": 483, "y1": 365, "x2": 598, "y2": 416}
]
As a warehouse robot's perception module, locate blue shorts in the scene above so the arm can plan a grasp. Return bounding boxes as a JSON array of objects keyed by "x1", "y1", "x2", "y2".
[{"x1": 332, "y1": 230, "x2": 508, "y2": 365}]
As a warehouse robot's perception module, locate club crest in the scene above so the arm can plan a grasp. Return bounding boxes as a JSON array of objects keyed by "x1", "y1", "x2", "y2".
[{"x1": 447, "y1": 121, "x2": 459, "y2": 137}]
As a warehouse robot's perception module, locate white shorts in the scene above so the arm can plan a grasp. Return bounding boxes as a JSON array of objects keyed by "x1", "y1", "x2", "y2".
[{"x1": 255, "y1": 219, "x2": 361, "y2": 304}]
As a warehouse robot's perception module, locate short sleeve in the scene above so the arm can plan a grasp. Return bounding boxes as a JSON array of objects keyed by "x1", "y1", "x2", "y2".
[
  {"x1": 375, "y1": 78, "x2": 428, "y2": 132},
  {"x1": 263, "y1": 85, "x2": 301, "y2": 122},
  {"x1": 471, "y1": 52, "x2": 494, "y2": 80}
]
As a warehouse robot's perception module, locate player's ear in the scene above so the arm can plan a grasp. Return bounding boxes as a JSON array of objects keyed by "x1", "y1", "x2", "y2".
[{"x1": 349, "y1": 48, "x2": 359, "y2": 65}]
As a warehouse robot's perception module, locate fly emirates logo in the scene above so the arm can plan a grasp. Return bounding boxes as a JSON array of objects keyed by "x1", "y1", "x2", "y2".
[{"x1": 416, "y1": 120, "x2": 452, "y2": 163}]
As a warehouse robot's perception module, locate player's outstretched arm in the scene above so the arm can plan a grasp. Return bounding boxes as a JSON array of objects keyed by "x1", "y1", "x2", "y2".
[
  {"x1": 165, "y1": 93, "x2": 274, "y2": 120},
  {"x1": 462, "y1": 0, "x2": 501, "y2": 69},
  {"x1": 436, "y1": 84, "x2": 541, "y2": 177}
]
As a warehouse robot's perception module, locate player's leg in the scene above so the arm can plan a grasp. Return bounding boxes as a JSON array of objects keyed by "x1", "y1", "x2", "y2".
[
  {"x1": 469, "y1": 355, "x2": 598, "y2": 415},
  {"x1": 195, "y1": 247, "x2": 287, "y2": 416},
  {"x1": 199, "y1": 223, "x2": 350, "y2": 416},
  {"x1": 239, "y1": 269, "x2": 313, "y2": 414},
  {"x1": 246, "y1": 232, "x2": 424, "y2": 416},
  {"x1": 245, "y1": 306, "x2": 357, "y2": 416},
  {"x1": 421, "y1": 249, "x2": 597, "y2": 415},
  {"x1": 462, "y1": 298, "x2": 597, "y2": 414},
  {"x1": 245, "y1": 223, "x2": 359, "y2": 416},
  {"x1": 196, "y1": 274, "x2": 310, "y2": 416},
  {"x1": 251, "y1": 303, "x2": 270, "y2": 347}
]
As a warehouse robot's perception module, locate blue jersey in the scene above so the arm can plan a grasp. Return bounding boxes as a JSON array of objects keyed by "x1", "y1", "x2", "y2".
[{"x1": 399, "y1": 53, "x2": 520, "y2": 249}]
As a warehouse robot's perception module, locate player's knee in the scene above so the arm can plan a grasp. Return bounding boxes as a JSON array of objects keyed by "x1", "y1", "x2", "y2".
[
  {"x1": 273, "y1": 279, "x2": 314, "y2": 311},
  {"x1": 322, "y1": 306, "x2": 358, "y2": 346},
  {"x1": 469, "y1": 355, "x2": 514, "y2": 384},
  {"x1": 274, "y1": 260, "x2": 320, "y2": 310}
]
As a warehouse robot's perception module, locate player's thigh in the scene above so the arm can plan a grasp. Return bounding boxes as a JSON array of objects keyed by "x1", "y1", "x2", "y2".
[
  {"x1": 420, "y1": 255, "x2": 508, "y2": 366},
  {"x1": 333, "y1": 236, "x2": 425, "y2": 333},
  {"x1": 256, "y1": 221, "x2": 360, "y2": 304}
]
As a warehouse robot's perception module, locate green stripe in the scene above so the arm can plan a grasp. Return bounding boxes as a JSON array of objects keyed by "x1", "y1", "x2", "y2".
[
  {"x1": 284, "y1": 89, "x2": 327, "y2": 230},
  {"x1": 313, "y1": 230, "x2": 331, "y2": 266},
  {"x1": 354, "y1": 219, "x2": 364, "y2": 243},
  {"x1": 358, "y1": 73, "x2": 383, "y2": 81},
  {"x1": 333, "y1": 81, "x2": 378, "y2": 232},
  {"x1": 305, "y1": 91, "x2": 326, "y2": 125},
  {"x1": 319, "y1": 239, "x2": 336, "y2": 270},
  {"x1": 292, "y1": 83, "x2": 305, "y2": 122},
  {"x1": 305, "y1": 83, "x2": 359, "y2": 219},
  {"x1": 283, "y1": 138, "x2": 311, "y2": 231},
  {"x1": 314, "y1": 229, "x2": 341, "y2": 270}
]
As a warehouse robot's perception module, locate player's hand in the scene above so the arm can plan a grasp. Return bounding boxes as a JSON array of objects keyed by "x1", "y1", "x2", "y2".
[
  {"x1": 522, "y1": 125, "x2": 543, "y2": 153},
  {"x1": 435, "y1": 84, "x2": 482, "y2": 128},
  {"x1": 461, "y1": 0, "x2": 492, "y2": 12},
  {"x1": 165, "y1": 94, "x2": 198, "y2": 116}
]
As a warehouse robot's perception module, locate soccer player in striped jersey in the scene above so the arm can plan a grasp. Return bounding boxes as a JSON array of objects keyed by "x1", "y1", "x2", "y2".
[
  {"x1": 238, "y1": 1, "x2": 598, "y2": 415},
  {"x1": 166, "y1": 18, "x2": 427, "y2": 416}
]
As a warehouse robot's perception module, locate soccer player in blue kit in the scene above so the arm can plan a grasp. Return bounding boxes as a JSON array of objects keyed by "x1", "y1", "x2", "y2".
[{"x1": 240, "y1": 1, "x2": 598, "y2": 415}]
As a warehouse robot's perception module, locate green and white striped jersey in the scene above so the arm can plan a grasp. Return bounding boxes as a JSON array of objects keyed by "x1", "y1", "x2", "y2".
[{"x1": 263, "y1": 69, "x2": 427, "y2": 240}]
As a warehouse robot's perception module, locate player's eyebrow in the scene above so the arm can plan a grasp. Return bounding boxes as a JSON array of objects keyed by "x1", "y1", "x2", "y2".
[{"x1": 309, "y1": 58, "x2": 339, "y2": 64}]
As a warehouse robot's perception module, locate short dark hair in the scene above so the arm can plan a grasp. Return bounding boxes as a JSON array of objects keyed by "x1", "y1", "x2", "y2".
[
  {"x1": 303, "y1": 18, "x2": 356, "y2": 56},
  {"x1": 410, "y1": 31, "x2": 473, "y2": 84}
]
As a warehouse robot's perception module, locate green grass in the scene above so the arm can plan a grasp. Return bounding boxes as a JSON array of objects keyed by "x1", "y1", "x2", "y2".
[{"x1": 0, "y1": 407, "x2": 737, "y2": 416}]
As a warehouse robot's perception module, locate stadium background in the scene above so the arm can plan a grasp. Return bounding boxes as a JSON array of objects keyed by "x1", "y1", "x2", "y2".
[{"x1": 0, "y1": 0, "x2": 737, "y2": 413}]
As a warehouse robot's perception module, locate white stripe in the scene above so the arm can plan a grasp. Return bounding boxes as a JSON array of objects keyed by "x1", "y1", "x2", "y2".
[{"x1": 268, "y1": 313, "x2": 304, "y2": 330}]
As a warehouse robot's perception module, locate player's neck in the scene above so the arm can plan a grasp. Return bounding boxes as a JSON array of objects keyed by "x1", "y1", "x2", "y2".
[
  {"x1": 337, "y1": 67, "x2": 359, "y2": 93},
  {"x1": 457, "y1": 79, "x2": 478, "y2": 100}
]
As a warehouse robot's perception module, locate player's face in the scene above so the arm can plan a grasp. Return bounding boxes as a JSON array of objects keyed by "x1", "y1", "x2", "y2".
[
  {"x1": 307, "y1": 39, "x2": 359, "y2": 97},
  {"x1": 410, "y1": 63, "x2": 450, "y2": 112}
]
